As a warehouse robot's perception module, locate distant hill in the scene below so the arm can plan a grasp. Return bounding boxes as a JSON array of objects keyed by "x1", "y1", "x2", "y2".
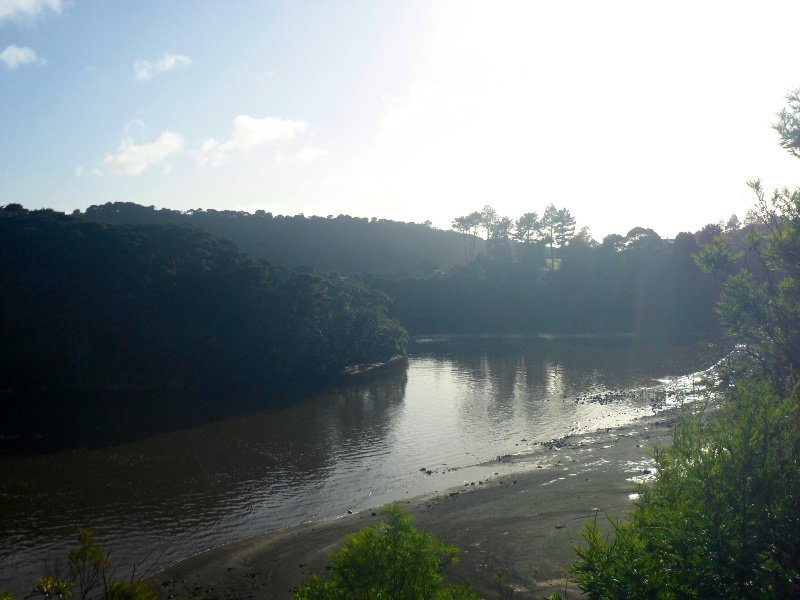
[
  {"x1": 78, "y1": 202, "x2": 484, "y2": 275},
  {"x1": 0, "y1": 205, "x2": 407, "y2": 394}
]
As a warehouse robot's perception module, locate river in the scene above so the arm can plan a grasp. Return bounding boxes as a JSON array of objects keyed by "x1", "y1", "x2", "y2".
[{"x1": 0, "y1": 334, "x2": 718, "y2": 593}]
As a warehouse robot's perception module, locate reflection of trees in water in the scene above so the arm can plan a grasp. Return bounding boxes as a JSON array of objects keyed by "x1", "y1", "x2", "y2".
[
  {"x1": 530, "y1": 337, "x2": 713, "y2": 395},
  {"x1": 485, "y1": 353, "x2": 519, "y2": 408},
  {"x1": 2, "y1": 365, "x2": 410, "y2": 520},
  {"x1": 438, "y1": 344, "x2": 520, "y2": 422},
  {"x1": 412, "y1": 336, "x2": 713, "y2": 422},
  {"x1": 1, "y1": 363, "x2": 410, "y2": 454},
  {"x1": 0, "y1": 365, "x2": 410, "y2": 592},
  {"x1": 542, "y1": 360, "x2": 566, "y2": 399},
  {"x1": 304, "y1": 367, "x2": 409, "y2": 457}
]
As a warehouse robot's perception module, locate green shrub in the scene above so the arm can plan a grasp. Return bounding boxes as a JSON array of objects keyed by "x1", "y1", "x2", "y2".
[
  {"x1": 15, "y1": 530, "x2": 158, "y2": 600},
  {"x1": 104, "y1": 581, "x2": 158, "y2": 600},
  {"x1": 571, "y1": 380, "x2": 800, "y2": 598},
  {"x1": 30, "y1": 577, "x2": 74, "y2": 600},
  {"x1": 69, "y1": 530, "x2": 111, "y2": 600},
  {"x1": 293, "y1": 506, "x2": 481, "y2": 599}
]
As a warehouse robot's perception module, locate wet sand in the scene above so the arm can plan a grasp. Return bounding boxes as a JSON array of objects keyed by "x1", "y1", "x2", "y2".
[{"x1": 148, "y1": 408, "x2": 681, "y2": 599}]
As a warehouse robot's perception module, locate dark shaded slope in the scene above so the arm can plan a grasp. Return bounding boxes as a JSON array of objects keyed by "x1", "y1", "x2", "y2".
[
  {"x1": 0, "y1": 207, "x2": 407, "y2": 394},
  {"x1": 0, "y1": 206, "x2": 408, "y2": 450},
  {"x1": 367, "y1": 231, "x2": 723, "y2": 335},
  {"x1": 79, "y1": 202, "x2": 482, "y2": 275}
]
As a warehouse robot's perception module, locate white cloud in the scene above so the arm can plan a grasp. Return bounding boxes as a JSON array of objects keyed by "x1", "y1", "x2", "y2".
[
  {"x1": 0, "y1": 45, "x2": 44, "y2": 69},
  {"x1": 75, "y1": 165, "x2": 103, "y2": 177},
  {"x1": 228, "y1": 115, "x2": 307, "y2": 149},
  {"x1": 196, "y1": 139, "x2": 220, "y2": 166},
  {"x1": 0, "y1": 0, "x2": 62, "y2": 23},
  {"x1": 123, "y1": 118, "x2": 146, "y2": 134},
  {"x1": 197, "y1": 115, "x2": 308, "y2": 167},
  {"x1": 104, "y1": 131, "x2": 184, "y2": 175},
  {"x1": 133, "y1": 52, "x2": 192, "y2": 81},
  {"x1": 297, "y1": 146, "x2": 329, "y2": 162}
]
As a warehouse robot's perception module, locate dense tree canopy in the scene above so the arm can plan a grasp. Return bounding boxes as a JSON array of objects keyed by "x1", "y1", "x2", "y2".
[
  {"x1": 0, "y1": 207, "x2": 407, "y2": 394},
  {"x1": 696, "y1": 179, "x2": 800, "y2": 388},
  {"x1": 369, "y1": 214, "x2": 722, "y2": 336},
  {"x1": 77, "y1": 200, "x2": 728, "y2": 340},
  {"x1": 79, "y1": 202, "x2": 478, "y2": 276}
]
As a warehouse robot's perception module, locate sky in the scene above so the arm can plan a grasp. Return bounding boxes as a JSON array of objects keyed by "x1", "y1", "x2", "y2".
[{"x1": 2, "y1": 0, "x2": 800, "y2": 239}]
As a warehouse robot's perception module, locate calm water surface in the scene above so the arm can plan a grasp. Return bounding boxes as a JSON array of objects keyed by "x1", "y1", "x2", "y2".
[{"x1": 0, "y1": 335, "x2": 717, "y2": 592}]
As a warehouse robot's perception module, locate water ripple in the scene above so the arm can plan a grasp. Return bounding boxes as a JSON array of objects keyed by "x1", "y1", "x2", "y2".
[{"x1": 0, "y1": 335, "x2": 718, "y2": 594}]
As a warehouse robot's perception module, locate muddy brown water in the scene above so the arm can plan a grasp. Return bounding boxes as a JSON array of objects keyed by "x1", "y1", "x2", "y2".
[{"x1": 0, "y1": 335, "x2": 718, "y2": 594}]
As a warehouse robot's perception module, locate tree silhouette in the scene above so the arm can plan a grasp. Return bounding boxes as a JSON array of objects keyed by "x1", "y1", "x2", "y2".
[
  {"x1": 541, "y1": 204, "x2": 576, "y2": 269},
  {"x1": 554, "y1": 207, "x2": 576, "y2": 248},
  {"x1": 488, "y1": 216, "x2": 513, "y2": 262},
  {"x1": 541, "y1": 204, "x2": 559, "y2": 269},
  {"x1": 451, "y1": 212, "x2": 482, "y2": 261},
  {"x1": 451, "y1": 215, "x2": 471, "y2": 262},
  {"x1": 773, "y1": 87, "x2": 800, "y2": 158},
  {"x1": 725, "y1": 214, "x2": 741, "y2": 232},
  {"x1": 479, "y1": 205, "x2": 498, "y2": 240},
  {"x1": 513, "y1": 212, "x2": 542, "y2": 244}
]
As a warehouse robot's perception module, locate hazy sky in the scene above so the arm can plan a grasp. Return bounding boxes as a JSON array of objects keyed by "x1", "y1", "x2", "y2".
[{"x1": 2, "y1": 1, "x2": 799, "y2": 238}]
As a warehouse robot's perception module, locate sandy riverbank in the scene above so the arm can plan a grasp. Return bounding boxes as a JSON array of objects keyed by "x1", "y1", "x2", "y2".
[{"x1": 147, "y1": 408, "x2": 684, "y2": 599}]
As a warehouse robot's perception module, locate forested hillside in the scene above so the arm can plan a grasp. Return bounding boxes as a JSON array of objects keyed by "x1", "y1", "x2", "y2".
[
  {"x1": 368, "y1": 223, "x2": 727, "y2": 335},
  {"x1": 0, "y1": 205, "x2": 407, "y2": 394},
  {"x1": 79, "y1": 202, "x2": 480, "y2": 275},
  {"x1": 76, "y1": 201, "x2": 729, "y2": 336}
]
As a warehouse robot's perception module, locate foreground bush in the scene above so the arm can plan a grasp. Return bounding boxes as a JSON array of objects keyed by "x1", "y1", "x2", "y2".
[
  {"x1": 0, "y1": 530, "x2": 157, "y2": 600},
  {"x1": 571, "y1": 380, "x2": 800, "y2": 598},
  {"x1": 294, "y1": 506, "x2": 481, "y2": 599}
]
